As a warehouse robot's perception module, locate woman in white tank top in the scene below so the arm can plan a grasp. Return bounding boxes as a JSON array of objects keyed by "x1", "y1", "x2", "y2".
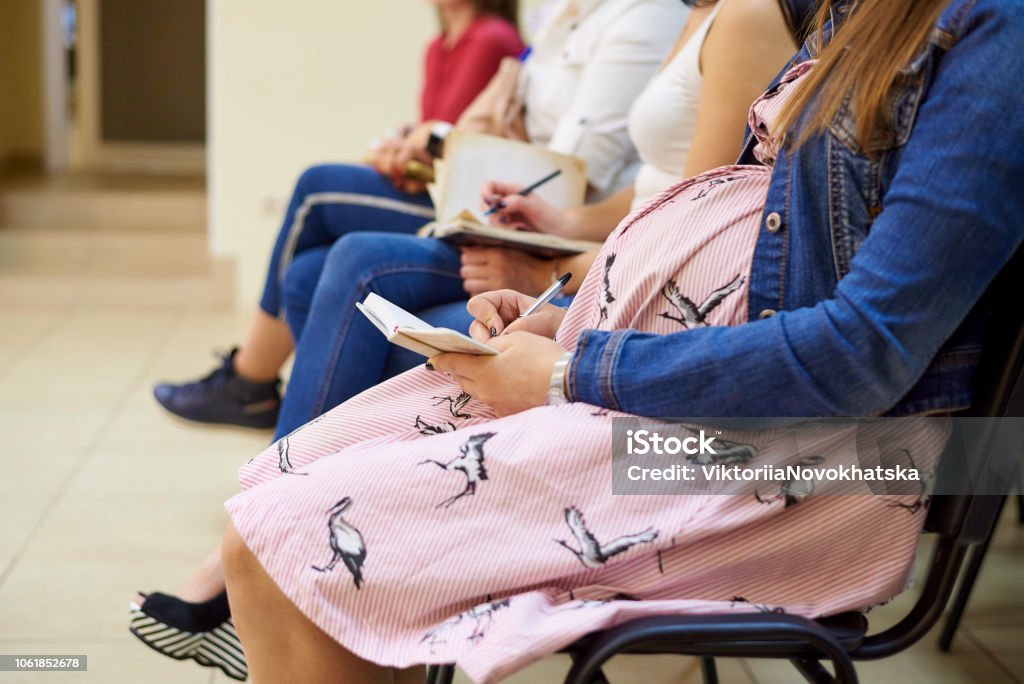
[{"x1": 470, "y1": 0, "x2": 798, "y2": 296}]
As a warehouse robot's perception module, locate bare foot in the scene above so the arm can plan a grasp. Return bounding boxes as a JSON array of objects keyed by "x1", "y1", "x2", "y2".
[{"x1": 133, "y1": 543, "x2": 225, "y2": 610}]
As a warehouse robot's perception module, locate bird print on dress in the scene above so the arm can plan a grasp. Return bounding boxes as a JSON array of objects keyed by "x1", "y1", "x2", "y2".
[
  {"x1": 730, "y1": 596, "x2": 786, "y2": 614},
  {"x1": 432, "y1": 391, "x2": 473, "y2": 419},
  {"x1": 883, "y1": 448, "x2": 934, "y2": 514},
  {"x1": 658, "y1": 275, "x2": 745, "y2": 329},
  {"x1": 311, "y1": 497, "x2": 367, "y2": 588},
  {"x1": 418, "y1": 432, "x2": 496, "y2": 508},
  {"x1": 414, "y1": 415, "x2": 457, "y2": 436},
  {"x1": 690, "y1": 175, "x2": 744, "y2": 201},
  {"x1": 555, "y1": 506, "x2": 659, "y2": 568},
  {"x1": 598, "y1": 253, "x2": 617, "y2": 325},
  {"x1": 420, "y1": 597, "x2": 511, "y2": 651},
  {"x1": 682, "y1": 428, "x2": 758, "y2": 466},
  {"x1": 561, "y1": 591, "x2": 640, "y2": 609},
  {"x1": 276, "y1": 436, "x2": 308, "y2": 475},
  {"x1": 755, "y1": 455, "x2": 825, "y2": 508}
]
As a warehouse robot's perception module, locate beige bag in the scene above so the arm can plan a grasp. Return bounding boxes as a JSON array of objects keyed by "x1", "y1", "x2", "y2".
[{"x1": 455, "y1": 56, "x2": 529, "y2": 142}]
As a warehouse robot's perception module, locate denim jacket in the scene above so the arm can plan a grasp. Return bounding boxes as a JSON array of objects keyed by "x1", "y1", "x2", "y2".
[{"x1": 567, "y1": 0, "x2": 1024, "y2": 418}]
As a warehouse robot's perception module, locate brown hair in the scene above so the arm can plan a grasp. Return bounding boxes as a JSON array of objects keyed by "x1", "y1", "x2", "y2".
[
  {"x1": 778, "y1": 0, "x2": 950, "y2": 151},
  {"x1": 472, "y1": 0, "x2": 519, "y2": 30}
]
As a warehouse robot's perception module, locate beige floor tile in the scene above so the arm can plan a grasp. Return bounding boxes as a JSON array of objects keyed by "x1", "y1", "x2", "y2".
[
  {"x1": 0, "y1": 637, "x2": 211, "y2": 684},
  {"x1": 963, "y1": 625, "x2": 1024, "y2": 681},
  {"x1": 0, "y1": 311, "x2": 64, "y2": 375},
  {"x1": 0, "y1": 486, "x2": 229, "y2": 641}
]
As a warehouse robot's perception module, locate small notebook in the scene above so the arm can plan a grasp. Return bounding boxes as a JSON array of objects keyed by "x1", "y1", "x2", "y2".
[
  {"x1": 356, "y1": 293, "x2": 497, "y2": 358},
  {"x1": 418, "y1": 210, "x2": 603, "y2": 257}
]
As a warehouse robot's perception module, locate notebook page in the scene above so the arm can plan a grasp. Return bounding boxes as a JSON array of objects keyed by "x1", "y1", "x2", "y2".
[{"x1": 437, "y1": 132, "x2": 586, "y2": 222}]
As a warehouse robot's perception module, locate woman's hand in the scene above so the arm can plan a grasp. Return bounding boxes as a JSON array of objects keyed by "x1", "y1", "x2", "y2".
[
  {"x1": 466, "y1": 288, "x2": 567, "y2": 341},
  {"x1": 430, "y1": 333, "x2": 567, "y2": 416},
  {"x1": 480, "y1": 181, "x2": 572, "y2": 235},
  {"x1": 370, "y1": 123, "x2": 434, "y2": 193},
  {"x1": 460, "y1": 247, "x2": 558, "y2": 296}
]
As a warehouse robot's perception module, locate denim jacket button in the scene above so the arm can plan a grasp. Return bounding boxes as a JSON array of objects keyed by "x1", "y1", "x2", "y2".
[
  {"x1": 759, "y1": 308, "x2": 777, "y2": 319},
  {"x1": 765, "y1": 212, "x2": 783, "y2": 233}
]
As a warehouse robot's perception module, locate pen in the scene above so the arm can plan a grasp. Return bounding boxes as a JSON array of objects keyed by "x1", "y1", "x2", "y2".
[
  {"x1": 517, "y1": 272, "x2": 572, "y2": 322},
  {"x1": 483, "y1": 169, "x2": 563, "y2": 217}
]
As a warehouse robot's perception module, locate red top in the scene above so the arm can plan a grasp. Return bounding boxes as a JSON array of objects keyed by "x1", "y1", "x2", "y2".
[{"x1": 420, "y1": 15, "x2": 524, "y2": 123}]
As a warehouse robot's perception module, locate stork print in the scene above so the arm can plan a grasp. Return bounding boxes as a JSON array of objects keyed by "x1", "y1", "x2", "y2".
[
  {"x1": 432, "y1": 391, "x2": 473, "y2": 419},
  {"x1": 690, "y1": 175, "x2": 743, "y2": 201},
  {"x1": 419, "y1": 432, "x2": 496, "y2": 508},
  {"x1": 883, "y1": 448, "x2": 934, "y2": 514},
  {"x1": 555, "y1": 506, "x2": 659, "y2": 568},
  {"x1": 598, "y1": 253, "x2": 617, "y2": 325},
  {"x1": 683, "y1": 429, "x2": 758, "y2": 466},
  {"x1": 562, "y1": 592, "x2": 639, "y2": 609},
  {"x1": 276, "y1": 436, "x2": 308, "y2": 475},
  {"x1": 657, "y1": 535, "x2": 676, "y2": 574},
  {"x1": 311, "y1": 497, "x2": 367, "y2": 588},
  {"x1": 730, "y1": 596, "x2": 786, "y2": 614},
  {"x1": 420, "y1": 597, "x2": 510, "y2": 651},
  {"x1": 755, "y1": 455, "x2": 825, "y2": 508},
  {"x1": 658, "y1": 275, "x2": 745, "y2": 329},
  {"x1": 414, "y1": 415, "x2": 457, "y2": 436}
]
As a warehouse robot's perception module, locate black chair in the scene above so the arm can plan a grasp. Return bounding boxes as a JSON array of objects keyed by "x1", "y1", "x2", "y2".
[{"x1": 426, "y1": 247, "x2": 1023, "y2": 684}]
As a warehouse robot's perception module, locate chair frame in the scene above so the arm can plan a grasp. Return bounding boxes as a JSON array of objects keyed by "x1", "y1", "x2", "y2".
[{"x1": 426, "y1": 249, "x2": 1023, "y2": 684}]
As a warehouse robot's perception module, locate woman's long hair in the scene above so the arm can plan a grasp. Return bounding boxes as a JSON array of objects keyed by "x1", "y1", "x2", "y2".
[
  {"x1": 472, "y1": 0, "x2": 519, "y2": 29},
  {"x1": 779, "y1": 0, "x2": 951, "y2": 150}
]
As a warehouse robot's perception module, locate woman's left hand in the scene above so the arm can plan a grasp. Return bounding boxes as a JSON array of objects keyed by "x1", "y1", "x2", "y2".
[
  {"x1": 429, "y1": 332, "x2": 567, "y2": 417},
  {"x1": 461, "y1": 247, "x2": 557, "y2": 296}
]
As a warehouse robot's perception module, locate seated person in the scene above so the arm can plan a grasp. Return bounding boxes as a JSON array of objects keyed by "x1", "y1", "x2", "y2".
[
  {"x1": 128, "y1": 0, "x2": 1024, "y2": 681},
  {"x1": 268, "y1": 0, "x2": 809, "y2": 439},
  {"x1": 152, "y1": 0, "x2": 688, "y2": 429}
]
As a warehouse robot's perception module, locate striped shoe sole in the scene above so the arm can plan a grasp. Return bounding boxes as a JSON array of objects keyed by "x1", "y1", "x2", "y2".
[{"x1": 129, "y1": 609, "x2": 248, "y2": 681}]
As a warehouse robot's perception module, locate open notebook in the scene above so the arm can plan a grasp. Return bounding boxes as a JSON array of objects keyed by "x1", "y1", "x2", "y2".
[
  {"x1": 356, "y1": 293, "x2": 497, "y2": 357},
  {"x1": 419, "y1": 132, "x2": 598, "y2": 257}
]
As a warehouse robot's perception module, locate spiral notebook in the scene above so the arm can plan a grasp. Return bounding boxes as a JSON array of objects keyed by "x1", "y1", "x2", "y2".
[{"x1": 357, "y1": 293, "x2": 497, "y2": 357}]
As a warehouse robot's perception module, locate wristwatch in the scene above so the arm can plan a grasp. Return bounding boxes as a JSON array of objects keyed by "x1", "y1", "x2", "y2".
[
  {"x1": 426, "y1": 122, "x2": 454, "y2": 159},
  {"x1": 546, "y1": 352, "x2": 574, "y2": 406}
]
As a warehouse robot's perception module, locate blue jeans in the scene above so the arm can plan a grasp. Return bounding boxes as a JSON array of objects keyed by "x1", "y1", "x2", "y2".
[
  {"x1": 277, "y1": 231, "x2": 574, "y2": 439},
  {"x1": 259, "y1": 163, "x2": 435, "y2": 318}
]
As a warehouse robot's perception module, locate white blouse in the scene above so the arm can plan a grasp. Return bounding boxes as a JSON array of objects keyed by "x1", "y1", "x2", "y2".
[
  {"x1": 628, "y1": 3, "x2": 722, "y2": 210},
  {"x1": 520, "y1": 0, "x2": 690, "y2": 199}
]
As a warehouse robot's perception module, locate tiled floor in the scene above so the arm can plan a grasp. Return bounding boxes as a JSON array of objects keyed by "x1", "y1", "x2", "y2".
[{"x1": 0, "y1": 173, "x2": 1020, "y2": 682}]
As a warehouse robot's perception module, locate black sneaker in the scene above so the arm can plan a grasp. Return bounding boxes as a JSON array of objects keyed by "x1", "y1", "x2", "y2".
[{"x1": 153, "y1": 349, "x2": 280, "y2": 429}]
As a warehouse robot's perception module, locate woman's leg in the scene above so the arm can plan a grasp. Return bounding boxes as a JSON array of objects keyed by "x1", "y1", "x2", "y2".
[
  {"x1": 282, "y1": 247, "x2": 330, "y2": 344},
  {"x1": 274, "y1": 233, "x2": 466, "y2": 439},
  {"x1": 222, "y1": 522, "x2": 396, "y2": 684},
  {"x1": 154, "y1": 164, "x2": 433, "y2": 429}
]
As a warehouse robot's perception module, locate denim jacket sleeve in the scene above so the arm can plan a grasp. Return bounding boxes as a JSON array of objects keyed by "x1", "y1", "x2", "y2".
[{"x1": 568, "y1": 2, "x2": 1024, "y2": 418}]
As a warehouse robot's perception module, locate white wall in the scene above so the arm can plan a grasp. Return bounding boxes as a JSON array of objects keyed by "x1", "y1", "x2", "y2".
[
  {"x1": 208, "y1": 0, "x2": 548, "y2": 308},
  {"x1": 208, "y1": 0, "x2": 438, "y2": 307}
]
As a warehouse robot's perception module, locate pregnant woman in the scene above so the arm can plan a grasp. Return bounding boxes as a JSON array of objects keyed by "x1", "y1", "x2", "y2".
[{"x1": 134, "y1": 0, "x2": 1024, "y2": 682}]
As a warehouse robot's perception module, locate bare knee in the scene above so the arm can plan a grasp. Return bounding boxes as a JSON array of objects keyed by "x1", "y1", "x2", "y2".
[{"x1": 221, "y1": 521, "x2": 255, "y2": 584}]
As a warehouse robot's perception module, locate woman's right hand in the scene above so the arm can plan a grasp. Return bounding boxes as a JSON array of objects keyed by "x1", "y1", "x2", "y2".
[
  {"x1": 480, "y1": 181, "x2": 572, "y2": 236},
  {"x1": 467, "y1": 289, "x2": 567, "y2": 341}
]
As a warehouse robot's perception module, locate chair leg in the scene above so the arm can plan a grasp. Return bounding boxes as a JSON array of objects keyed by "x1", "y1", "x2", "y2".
[
  {"x1": 426, "y1": 664, "x2": 456, "y2": 684},
  {"x1": 700, "y1": 656, "x2": 719, "y2": 684},
  {"x1": 938, "y1": 494, "x2": 1009, "y2": 652}
]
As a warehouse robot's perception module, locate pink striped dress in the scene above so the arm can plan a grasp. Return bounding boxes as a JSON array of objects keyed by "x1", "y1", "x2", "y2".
[{"x1": 225, "y1": 63, "x2": 948, "y2": 683}]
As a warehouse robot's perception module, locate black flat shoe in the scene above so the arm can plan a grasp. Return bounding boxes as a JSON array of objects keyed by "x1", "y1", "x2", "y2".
[{"x1": 129, "y1": 591, "x2": 248, "y2": 681}]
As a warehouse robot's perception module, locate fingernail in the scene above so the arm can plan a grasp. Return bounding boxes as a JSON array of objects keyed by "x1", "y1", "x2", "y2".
[
  {"x1": 490, "y1": 327, "x2": 498, "y2": 337},
  {"x1": 425, "y1": 362, "x2": 435, "y2": 371}
]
